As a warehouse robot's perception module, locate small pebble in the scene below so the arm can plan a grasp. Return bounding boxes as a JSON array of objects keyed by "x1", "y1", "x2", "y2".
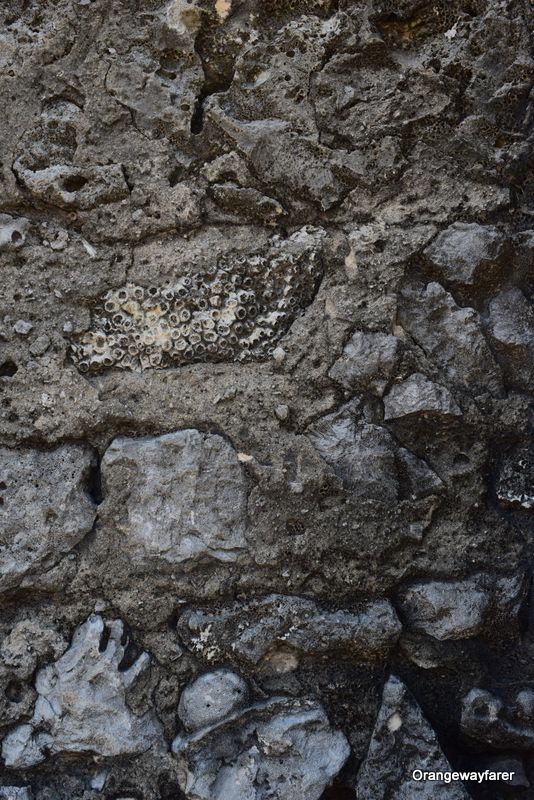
[
  {"x1": 275, "y1": 404, "x2": 290, "y2": 422},
  {"x1": 29, "y1": 335, "x2": 51, "y2": 356},
  {"x1": 14, "y1": 320, "x2": 33, "y2": 335},
  {"x1": 50, "y1": 231, "x2": 69, "y2": 251},
  {"x1": 89, "y1": 769, "x2": 108, "y2": 791}
]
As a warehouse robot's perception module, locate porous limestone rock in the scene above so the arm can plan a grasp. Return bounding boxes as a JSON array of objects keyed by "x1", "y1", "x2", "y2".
[
  {"x1": 0, "y1": 621, "x2": 66, "y2": 680},
  {"x1": 397, "y1": 573, "x2": 525, "y2": 640},
  {"x1": 355, "y1": 676, "x2": 470, "y2": 799},
  {"x1": 328, "y1": 331, "x2": 401, "y2": 394},
  {"x1": 177, "y1": 594, "x2": 401, "y2": 666},
  {"x1": 462, "y1": 687, "x2": 534, "y2": 749},
  {"x1": 0, "y1": 214, "x2": 30, "y2": 251},
  {"x1": 496, "y1": 443, "x2": 534, "y2": 511},
  {"x1": 2, "y1": 615, "x2": 163, "y2": 768},
  {"x1": 383, "y1": 373, "x2": 462, "y2": 421},
  {"x1": 307, "y1": 403, "x2": 399, "y2": 502},
  {"x1": 486, "y1": 287, "x2": 534, "y2": 392},
  {"x1": 0, "y1": 445, "x2": 96, "y2": 591},
  {"x1": 398, "y1": 283, "x2": 502, "y2": 396},
  {"x1": 0, "y1": 0, "x2": 533, "y2": 795},
  {"x1": 100, "y1": 430, "x2": 247, "y2": 567},
  {"x1": 172, "y1": 673, "x2": 350, "y2": 800},
  {"x1": 13, "y1": 164, "x2": 130, "y2": 211},
  {"x1": 178, "y1": 670, "x2": 249, "y2": 732},
  {"x1": 424, "y1": 223, "x2": 504, "y2": 286},
  {"x1": 69, "y1": 227, "x2": 324, "y2": 373},
  {"x1": 0, "y1": 789, "x2": 33, "y2": 800}
]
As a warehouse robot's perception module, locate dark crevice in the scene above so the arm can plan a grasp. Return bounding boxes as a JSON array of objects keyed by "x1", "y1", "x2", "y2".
[
  {"x1": 98, "y1": 624, "x2": 111, "y2": 653},
  {"x1": 87, "y1": 459, "x2": 103, "y2": 505},
  {"x1": 5, "y1": 679, "x2": 24, "y2": 703},
  {"x1": 62, "y1": 175, "x2": 87, "y2": 193},
  {"x1": 168, "y1": 165, "x2": 184, "y2": 187},
  {"x1": 320, "y1": 776, "x2": 356, "y2": 799},
  {"x1": 0, "y1": 361, "x2": 18, "y2": 377},
  {"x1": 121, "y1": 163, "x2": 134, "y2": 193},
  {"x1": 190, "y1": 12, "x2": 237, "y2": 135},
  {"x1": 118, "y1": 637, "x2": 143, "y2": 672},
  {"x1": 158, "y1": 773, "x2": 187, "y2": 800},
  {"x1": 190, "y1": 89, "x2": 209, "y2": 135}
]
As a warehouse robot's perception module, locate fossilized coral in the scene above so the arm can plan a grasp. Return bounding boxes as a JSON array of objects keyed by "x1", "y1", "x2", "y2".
[{"x1": 69, "y1": 228, "x2": 324, "y2": 373}]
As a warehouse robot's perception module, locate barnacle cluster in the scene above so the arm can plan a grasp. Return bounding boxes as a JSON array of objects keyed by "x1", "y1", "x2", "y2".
[{"x1": 70, "y1": 229, "x2": 323, "y2": 373}]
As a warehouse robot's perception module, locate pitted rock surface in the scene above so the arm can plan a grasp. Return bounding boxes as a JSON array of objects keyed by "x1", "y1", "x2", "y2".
[
  {"x1": 397, "y1": 573, "x2": 526, "y2": 641},
  {"x1": 356, "y1": 676, "x2": 470, "y2": 799},
  {"x1": 0, "y1": 445, "x2": 96, "y2": 591},
  {"x1": 0, "y1": 790, "x2": 33, "y2": 800},
  {"x1": 461, "y1": 687, "x2": 534, "y2": 750},
  {"x1": 177, "y1": 594, "x2": 401, "y2": 666},
  {"x1": 177, "y1": 670, "x2": 249, "y2": 732},
  {"x1": 99, "y1": 429, "x2": 248, "y2": 566},
  {"x1": 0, "y1": 0, "x2": 533, "y2": 797},
  {"x1": 172, "y1": 673, "x2": 350, "y2": 800},
  {"x1": 69, "y1": 227, "x2": 324, "y2": 373}
]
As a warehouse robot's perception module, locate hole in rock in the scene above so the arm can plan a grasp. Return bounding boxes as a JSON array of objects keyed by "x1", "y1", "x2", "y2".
[
  {"x1": 321, "y1": 780, "x2": 355, "y2": 799},
  {"x1": 0, "y1": 361, "x2": 18, "y2": 377},
  {"x1": 11, "y1": 230, "x2": 22, "y2": 243},
  {"x1": 87, "y1": 462, "x2": 103, "y2": 505},
  {"x1": 118, "y1": 626, "x2": 143, "y2": 672},
  {"x1": 190, "y1": 90, "x2": 208, "y2": 134},
  {"x1": 118, "y1": 637, "x2": 143, "y2": 672},
  {"x1": 98, "y1": 624, "x2": 111, "y2": 653},
  {"x1": 158, "y1": 776, "x2": 186, "y2": 800},
  {"x1": 169, "y1": 166, "x2": 183, "y2": 186},
  {"x1": 5, "y1": 680, "x2": 24, "y2": 703},
  {"x1": 454, "y1": 453, "x2": 470, "y2": 466},
  {"x1": 286, "y1": 517, "x2": 306, "y2": 536},
  {"x1": 63, "y1": 174, "x2": 88, "y2": 192}
]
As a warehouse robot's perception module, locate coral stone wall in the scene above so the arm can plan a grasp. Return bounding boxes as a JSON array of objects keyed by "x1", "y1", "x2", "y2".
[{"x1": 0, "y1": 1, "x2": 532, "y2": 798}]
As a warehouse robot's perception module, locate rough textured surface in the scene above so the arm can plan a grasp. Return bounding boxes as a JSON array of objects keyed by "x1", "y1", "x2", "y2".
[
  {"x1": 0, "y1": 790, "x2": 32, "y2": 800},
  {"x1": 177, "y1": 669, "x2": 249, "y2": 731},
  {"x1": 2, "y1": 615, "x2": 163, "y2": 768},
  {"x1": 356, "y1": 676, "x2": 470, "y2": 799},
  {"x1": 99, "y1": 429, "x2": 248, "y2": 567},
  {"x1": 397, "y1": 573, "x2": 526, "y2": 641},
  {"x1": 0, "y1": 0, "x2": 533, "y2": 797},
  {"x1": 0, "y1": 445, "x2": 96, "y2": 592},
  {"x1": 177, "y1": 594, "x2": 401, "y2": 665},
  {"x1": 70, "y1": 227, "x2": 324, "y2": 372},
  {"x1": 423, "y1": 222, "x2": 505, "y2": 287},
  {"x1": 172, "y1": 673, "x2": 350, "y2": 800},
  {"x1": 461, "y1": 688, "x2": 534, "y2": 750},
  {"x1": 496, "y1": 444, "x2": 534, "y2": 510},
  {"x1": 383, "y1": 372, "x2": 463, "y2": 421}
]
